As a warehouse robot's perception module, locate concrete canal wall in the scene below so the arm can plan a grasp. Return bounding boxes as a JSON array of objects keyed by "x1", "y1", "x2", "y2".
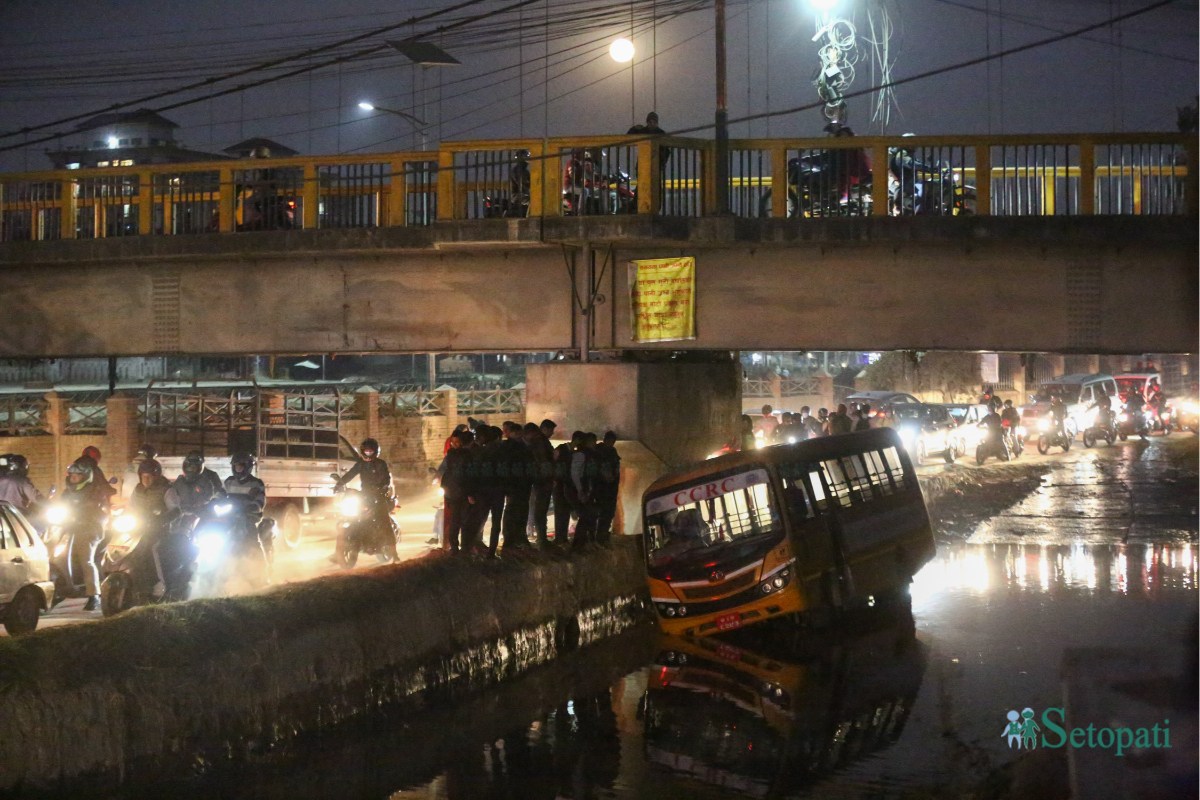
[{"x1": 0, "y1": 543, "x2": 647, "y2": 791}]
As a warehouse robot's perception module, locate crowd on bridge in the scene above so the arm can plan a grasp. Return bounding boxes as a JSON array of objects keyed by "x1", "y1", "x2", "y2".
[{"x1": 435, "y1": 418, "x2": 621, "y2": 558}]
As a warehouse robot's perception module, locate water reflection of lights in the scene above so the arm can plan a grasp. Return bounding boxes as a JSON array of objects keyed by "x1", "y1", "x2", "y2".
[{"x1": 911, "y1": 542, "x2": 1197, "y2": 613}]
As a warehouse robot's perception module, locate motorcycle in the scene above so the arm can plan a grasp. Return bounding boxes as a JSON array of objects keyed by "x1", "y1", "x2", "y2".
[
  {"x1": 1115, "y1": 408, "x2": 1150, "y2": 441},
  {"x1": 1035, "y1": 417, "x2": 1072, "y2": 454},
  {"x1": 758, "y1": 150, "x2": 874, "y2": 219},
  {"x1": 484, "y1": 152, "x2": 531, "y2": 219},
  {"x1": 975, "y1": 427, "x2": 1011, "y2": 465},
  {"x1": 889, "y1": 149, "x2": 976, "y2": 216},
  {"x1": 99, "y1": 509, "x2": 195, "y2": 616},
  {"x1": 237, "y1": 188, "x2": 296, "y2": 231},
  {"x1": 562, "y1": 150, "x2": 635, "y2": 216},
  {"x1": 1176, "y1": 400, "x2": 1199, "y2": 433},
  {"x1": 333, "y1": 486, "x2": 400, "y2": 567},
  {"x1": 1001, "y1": 419, "x2": 1025, "y2": 458},
  {"x1": 1145, "y1": 400, "x2": 1174, "y2": 435},
  {"x1": 188, "y1": 496, "x2": 271, "y2": 596},
  {"x1": 1081, "y1": 407, "x2": 1117, "y2": 448}
]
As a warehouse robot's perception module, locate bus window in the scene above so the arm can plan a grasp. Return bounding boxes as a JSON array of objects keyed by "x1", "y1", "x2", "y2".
[
  {"x1": 819, "y1": 460, "x2": 853, "y2": 508},
  {"x1": 808, "y1": 470, "x2": 828, "y2": 511},
  {"x1": 778, "y1": 462, "x2": 816, "y2": 520},
  {"x1": 863, "y1": 449, "x2": 896, "y2": 495},
  {"x1": 644, "y1": 468, "x2": 781, "y2": 565},
  {"x1": 880, "y1": 446, "x2": 908, "y2": 489},
  {"x1": 838, "y1": 454, "x2": 876, "y2": 503}
]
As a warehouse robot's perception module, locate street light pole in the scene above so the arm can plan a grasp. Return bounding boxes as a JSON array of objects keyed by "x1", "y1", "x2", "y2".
[
  {"x1": 357, "y1": 102, "x2": 429, "y2": 150},
  {"x1": 714, "y1": 0, "x2": 730, "y2": 215}
]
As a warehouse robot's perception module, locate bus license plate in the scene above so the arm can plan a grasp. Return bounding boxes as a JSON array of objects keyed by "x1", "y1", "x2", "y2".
[{"x1": 715, "y1": 613, "x2": 742, "y2": 631}]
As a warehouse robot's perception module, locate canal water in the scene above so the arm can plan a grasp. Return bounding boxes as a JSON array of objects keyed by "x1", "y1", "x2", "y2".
[{"x1": 46, "y1": 442, "x2": 1200, "y2": 799}]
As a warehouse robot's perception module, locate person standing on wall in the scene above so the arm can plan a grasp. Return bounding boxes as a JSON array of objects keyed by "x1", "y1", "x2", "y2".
[{"x1": 593, "y1": 431, "x2": 622, "y2": 545}]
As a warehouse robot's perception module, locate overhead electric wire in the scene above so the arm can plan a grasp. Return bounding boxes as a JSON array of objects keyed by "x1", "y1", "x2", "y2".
[{"x1": 0, "y1": 0, "x2": 503, "y2": 141}]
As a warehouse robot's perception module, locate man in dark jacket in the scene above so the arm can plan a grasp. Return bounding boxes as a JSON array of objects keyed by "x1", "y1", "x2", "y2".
[
  {"x1": 497, "y1": 421, "x2": 534, "y2": 551},
  {"x1": 439, "y1": 429, "x2": 476, "y2": 554},
  {"x1": 593, "y1": 431, "x2": 622, "y2": 544},
  {"x1": 523, "y1": 421, "x2": 555, "y2": 545}
]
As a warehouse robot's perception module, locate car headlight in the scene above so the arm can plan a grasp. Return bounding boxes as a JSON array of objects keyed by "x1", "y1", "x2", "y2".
[
  {"x1": 46, "y1": 504, "x2": 69, "y2": 525},
  {"x1": 112, "y1": 514, "x2": 138, "y2": 534},
  {"x1": 194, "y1": 530, "x2": 229, "y2": 567},
  {"x1": 1182, "y1": 401, "x2": 1198, "y2": 415},
  {"x1": 339, "y1": 495, "x2": 362, "y2": 518},
  {"x1": 213, "y1": 502, "x2": 233, "y2": 517}
]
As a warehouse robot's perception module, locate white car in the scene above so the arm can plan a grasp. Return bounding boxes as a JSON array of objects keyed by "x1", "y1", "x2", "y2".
[{"x1": 0, "y1": 502, "x2": 55, "y2": 635}]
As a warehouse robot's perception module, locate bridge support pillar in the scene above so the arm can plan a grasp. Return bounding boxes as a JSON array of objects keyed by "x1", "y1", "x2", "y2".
[{"x1": 525, "y1": 359, "x2": 741, "y2": 536}]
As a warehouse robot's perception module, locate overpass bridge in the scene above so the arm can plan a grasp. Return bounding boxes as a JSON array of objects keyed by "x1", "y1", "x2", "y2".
[{"x1": 0, "y1": 131, "x2": 1195, "y2": 359}]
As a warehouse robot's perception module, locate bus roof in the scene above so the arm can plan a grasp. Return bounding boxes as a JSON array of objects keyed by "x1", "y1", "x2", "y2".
[{"x1": 643, "y1": 428, "x2": 906, "y2": 500}]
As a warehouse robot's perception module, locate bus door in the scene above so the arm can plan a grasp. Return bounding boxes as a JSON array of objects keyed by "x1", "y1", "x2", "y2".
[{"x1": 777, "y1": 461, "x2": 841, "y2": 607}]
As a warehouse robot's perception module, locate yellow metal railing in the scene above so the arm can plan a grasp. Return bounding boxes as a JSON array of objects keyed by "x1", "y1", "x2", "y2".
[{"x1": 0, "y1": 132, "x2": 1192, "y2": 242}]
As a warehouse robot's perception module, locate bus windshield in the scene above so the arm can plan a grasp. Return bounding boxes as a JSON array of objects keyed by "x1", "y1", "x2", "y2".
[{"x1": 644, "y1": 467, "x2": 780, "y2": 567}]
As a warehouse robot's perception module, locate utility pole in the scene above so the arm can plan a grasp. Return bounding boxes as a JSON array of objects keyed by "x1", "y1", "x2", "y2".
[{"x1": 714, "y1": 0, "x2": 730, "y2": 215}]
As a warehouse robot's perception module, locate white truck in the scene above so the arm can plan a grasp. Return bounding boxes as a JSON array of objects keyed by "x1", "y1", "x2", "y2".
[{"x1": 145, "y1": 387, "x2": 358, "y2": 548}]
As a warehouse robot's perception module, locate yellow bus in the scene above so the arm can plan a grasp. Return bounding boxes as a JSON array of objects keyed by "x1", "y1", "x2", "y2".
[{"x1": 642, "y1": 428, "x2": 934, "y2": 637}]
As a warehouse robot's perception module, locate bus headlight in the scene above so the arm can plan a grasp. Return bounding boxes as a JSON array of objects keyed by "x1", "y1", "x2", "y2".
[{"x1": 759, "y1": 567, "x2": 791, "y2": 595}]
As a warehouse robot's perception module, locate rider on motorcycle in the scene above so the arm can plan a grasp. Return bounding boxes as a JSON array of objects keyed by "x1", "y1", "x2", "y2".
[
  {"x1": 1089, "y1": 386, "x2": 1114, "y2": 429},
  {"x1": 1123, "y1": 388, "x2": 1149, "y2": 440},
  {"x1": 0, "y1": 453, "x2": 41, "y2": 516},
  {"x1": 980, "y1": 403, "x2": 1010, "y2": 460},
  {"x1": 1000, "y1": 399, "x2": 1022, "y2": 449},
  {"x1": 1049, "y1": 395, "x2": 1069, "y2": 440},
  {"x1": 334, "y1": 438, "x2": 393, "y2": 506},
  {"x1": 129, "y1": 458, "x2": 175, "y2": 598},
  {"x1": 63, "y1": 458, "x2": 112, "y2": 610},
  {"x1": 223, "y1": 452, "x2": 275, "y2": 568},
  {"x1": 165, "y1": 451, "x2": 224, "y2": 519}
]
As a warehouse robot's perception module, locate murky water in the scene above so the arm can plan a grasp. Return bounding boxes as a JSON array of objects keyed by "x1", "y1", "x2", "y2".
[{"x1": 35, "y1": 442, "x2": 1199, "y2": 799}]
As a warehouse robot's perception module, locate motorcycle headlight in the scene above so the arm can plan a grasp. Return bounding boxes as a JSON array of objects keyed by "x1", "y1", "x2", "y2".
[
  {"x1": 1085, "y1": 409, "x2": 1098, "y2": 426},
  {"x1": 53, "y1": 542, "x2": 67, "y2": 559},
  {"x1": 1037, "y1": 418, "x2": 1050, "y2": 432},
  {"x1": 1118, "y1": 412, "x2": 1129, "y2": 422},
  {"x1": 1016, "y1": 426, "x2": 1027, "y2": 437},
  {"x1": 338, "y1": 495, "x2": 362, "y2": 518},
  {"x1": 213, "y1": 502, "x2": 233, "y2": 517},
  {"x1": 46, "y1": 504, "x2": 69, "y2": 526},
  {"x1": 194, "y1": 530, "x2": 229, "y2": 567},
  {"x1": 112, "y1": 514, "x2": 138, "y2": 534}
]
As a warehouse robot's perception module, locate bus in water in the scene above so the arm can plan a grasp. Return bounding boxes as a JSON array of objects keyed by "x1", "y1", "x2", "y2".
[{"x1": 642, "y1": 428, "x2": 934, "y2": 637}]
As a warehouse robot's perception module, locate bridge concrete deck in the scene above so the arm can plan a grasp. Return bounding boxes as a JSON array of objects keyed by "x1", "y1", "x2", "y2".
[{"x1": 0, "y1": 215, "x2": 1194, "y2": 358}]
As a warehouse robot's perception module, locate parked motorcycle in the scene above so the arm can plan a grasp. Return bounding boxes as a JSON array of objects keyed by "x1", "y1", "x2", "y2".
[
  {"x1": 99, "y1": 510, "x2": 194, "y2": 616},
  {"x1": 333, "y1": 486, "x2": 400, "y2": 567},
  {"x1": 1081, "y1": 408, "x2": 1117, "y2": 448},
  {"x1": 562, "y1": 149, "x2": 635, "y2": 216},
  {"x1": 889, "y1": 149, "x2": 975, "y2": 216},
  {"x1": 1036, "y1": 417, "x2": 1072, "y2": 454},
  {"x1": 758, "y1": 150, "x2": 873, "y2": 218},
  {"x1": 975, "y1": 427, "x2": 1011, "y2": 465}
]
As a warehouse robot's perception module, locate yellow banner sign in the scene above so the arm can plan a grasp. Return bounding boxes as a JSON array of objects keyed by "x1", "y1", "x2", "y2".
[{"x1": 630, "y1": 256, "x2": 696, "y2": 343}]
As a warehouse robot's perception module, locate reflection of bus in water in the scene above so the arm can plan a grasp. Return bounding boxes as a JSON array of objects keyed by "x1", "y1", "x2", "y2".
[
  {"x1": 642, "y1": 428, "x2": 934, "y2": 637},
  {"x1": 643, "y1": 613, "x2": 926, "y2": 796}
]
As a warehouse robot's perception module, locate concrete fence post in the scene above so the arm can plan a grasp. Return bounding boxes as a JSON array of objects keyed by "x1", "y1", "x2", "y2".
[
  {"x1": 355, "y1": 391, "x2": 380, "y2": 440},
  {"x1": 45, "y1": 392, "x2": 66, "y2": 493},
  {"x1": 105, "y1": 394, "x2": 140, "y2": 495}
]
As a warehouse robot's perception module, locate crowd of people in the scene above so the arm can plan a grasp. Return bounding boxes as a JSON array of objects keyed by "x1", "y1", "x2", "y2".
[
  {"x1": 739, "y1": 402, "x2": 874, "y2": 449},
  {"x1": 435, "y1": 418, "x2": 621, "y2": 557}
]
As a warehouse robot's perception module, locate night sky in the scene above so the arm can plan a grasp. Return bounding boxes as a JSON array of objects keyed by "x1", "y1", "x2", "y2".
[{"x1": 0, "y1": 0, "x2": 1195, "y2": 171}]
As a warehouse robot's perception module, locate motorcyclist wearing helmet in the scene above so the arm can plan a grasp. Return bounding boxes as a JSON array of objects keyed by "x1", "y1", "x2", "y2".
[
  {"x1": 1000, "y1": 399, "x2": 1022, "y2": 449},
  {"x1": 63, "y1": 458, "x2": 112, "y2": 610},
  {"x1": 1088, "y1": 387, "x2": 1114, "y2": 431},
  {"x1": 979, "y1": 403, "x2": 1010, "y2": 460},
  {"x1": 1123, "y1": 387, "x2": 1149, "y2": 440},
  {"x1": 1048, "y1": 395, "x2": 1069, "y2": 440},
  {"x1": 335, "y1": 438, "x2": 393, "y2": 499},
  {"x1": 224, "y1": 452, "x2": 275, "y2": 569},
  {"x1": 165, "y1": 451, "x2": 224, "y2": 517},
  {"x1": 79, "y1": 445, "x2": 117, "y2": 501},
  {"x1": 0, "y1": 453, "x2": 41, "y2": 516},
  {"x1": 129, "y1": 458, "x2": 176, "y2": 599},
  {"x1": 122, "y1": 443, "x2": 158, "y2": 502}
]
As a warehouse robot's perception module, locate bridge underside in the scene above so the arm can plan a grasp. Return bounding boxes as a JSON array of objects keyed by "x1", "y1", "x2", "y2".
[{"x1": 0, "y1": 216, "x2": 1194, "y2": 358}]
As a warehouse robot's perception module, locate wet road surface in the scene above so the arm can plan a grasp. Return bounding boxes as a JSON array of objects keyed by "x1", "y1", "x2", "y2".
[{"x1": 59, "y1": 436, "x2": 1196, "y2": 799}]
